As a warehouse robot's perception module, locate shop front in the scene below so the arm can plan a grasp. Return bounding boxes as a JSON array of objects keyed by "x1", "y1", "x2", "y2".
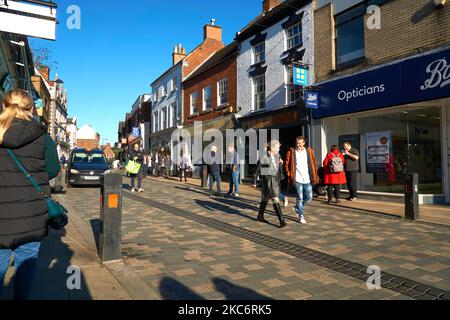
[
  {"x1": 178, "y1": 115, "x2": 236, "y2": 178},
  {"x1": 239, "y1": 104, "x2": 308, "y2": 182},
  {"x1": 315, "y1": 46, "x2": 450, "y2": 204},
  {"x1": 150, "y1": 128, "x2": 175, "y2": 174}
]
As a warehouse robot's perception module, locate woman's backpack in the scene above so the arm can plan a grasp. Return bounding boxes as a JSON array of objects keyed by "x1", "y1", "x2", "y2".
[{"x1": 329, "y1": 153, "x2": 344, "y2": 173}]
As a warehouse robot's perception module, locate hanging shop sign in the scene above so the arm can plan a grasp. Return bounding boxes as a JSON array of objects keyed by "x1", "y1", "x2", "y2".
[
  {"x1": 305, "y1": 91, "x2": 318, "y2": 109},
  {"x1": 293, "y1": 66, "x2": 308, "y2": 86},
  {"x1": 0, "y1": 0, "x2": 57, "y2": 40}
]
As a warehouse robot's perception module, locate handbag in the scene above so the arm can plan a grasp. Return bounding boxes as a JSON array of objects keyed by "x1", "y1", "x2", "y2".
[
  {"x1": 6, "y1": 149, "x2": 68, "y2": 230},
  {"x1": 125, "y1": 160, "x2": 142, "y2": 174}
]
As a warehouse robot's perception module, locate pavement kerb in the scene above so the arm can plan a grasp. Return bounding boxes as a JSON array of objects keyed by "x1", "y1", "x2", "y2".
[{"x1": 54, "y1": 193, "x2": 161, "y2": 300}]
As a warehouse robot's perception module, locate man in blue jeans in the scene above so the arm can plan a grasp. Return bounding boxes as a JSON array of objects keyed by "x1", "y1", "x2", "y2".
[
  {"x1": 284, "y1": 136, "x2": 318, "y2": 224},
  {"x1": 0, "y1": 242, "x2": 41, "y2": 300},
  {"x1": 227, "y1": 144, "x2": 240, "y2": 197}
]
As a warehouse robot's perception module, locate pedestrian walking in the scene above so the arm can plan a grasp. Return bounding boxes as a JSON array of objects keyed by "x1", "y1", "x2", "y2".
[
  {"x1": 227, "y1": 143, "x2": 240, "y2": 197},
  {"x1": 207, "y1": 146, "x2": 223, "y2": 197},
  {"x1": 343, "y1": 141, "x2": 360, "y2": 201},
  {"x1": 285, "y1": 136, "x2": 318, "y2": 224},
  {"x1": 142, "y1": 152, "x2": 149, "y2": 179},
  {"x1": 179, "y1": 152, "x2": 188, "y2": 182},
  {"x1": 257, "y1": 140, "x2": 286, "y2": 228},
  {"x1": 323, "y1": 145, "x2": 346, "y2": 204},
  {"x1": 0, "y1": 89, "x2": 60, "y2": 300},
  {"x1": 128, "y1": 143, "x2": 144, "y2": 192},
  {"x1": 165, "y1": 156, "x2": 171, "y2": 178}
]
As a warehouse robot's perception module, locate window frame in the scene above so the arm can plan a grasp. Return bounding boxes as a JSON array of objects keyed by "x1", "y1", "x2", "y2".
[
  {"x1": 217, "y1": 78, "x2": 229, "y2": 106},
  {"x1": 202, "y1": 86, "x2": 212, "y2": 111},
  {"x1": 253, "y1": 75, "x2": 265, "y2": 111},
  {"x1": 190, "y1": 92, "x2": 198, "y2": 115},
  {"x1": 286, "y1": 65, "x2": 302, "y2": 104},
  {"x1": 253, "y1": 42, "x2": 265, "y2": 64},
  {"x1": 334, "y1": 2, "x2": 366, "y2": 67},
  {"x1": 286, "y1": 22, "x2": 302, "y2": 50}
]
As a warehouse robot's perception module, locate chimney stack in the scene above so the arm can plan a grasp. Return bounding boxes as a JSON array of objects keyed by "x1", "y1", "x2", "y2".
[
  {"x1": 203, "y1": 19, "x2": 222, "y2": 42},
  {"x1": 263, "y1": 0, "x2": 279, "y2": 13},
  {"x1": 172, "y1": 44, "x2": 186, "y2": 66}
]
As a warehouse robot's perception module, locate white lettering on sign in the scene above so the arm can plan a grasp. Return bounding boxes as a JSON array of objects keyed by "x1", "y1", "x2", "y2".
[
  {"x1": 420, "y1": 58, "x2": 450, "y2": 90},
  {"x1": 337, "y1": 84, "x2": 385, "y2": 102}
]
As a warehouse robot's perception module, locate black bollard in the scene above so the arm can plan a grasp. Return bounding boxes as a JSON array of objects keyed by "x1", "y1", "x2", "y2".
[
  {"x1": 99, "y1": 173, "x2": 122, "y2": 262},
  {"x1": 404, "y1": 173, "x2": 419, "y2": 220}
]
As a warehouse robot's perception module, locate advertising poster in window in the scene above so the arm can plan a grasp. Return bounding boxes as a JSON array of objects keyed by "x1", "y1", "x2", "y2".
[{"x1": 365, "y1": 131, "x2": 392, "y2": 173}]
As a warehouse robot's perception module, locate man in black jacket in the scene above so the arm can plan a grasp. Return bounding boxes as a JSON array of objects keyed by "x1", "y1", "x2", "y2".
[{"x1": 207, "y1": 146, "x2": 223, "y2": 197}]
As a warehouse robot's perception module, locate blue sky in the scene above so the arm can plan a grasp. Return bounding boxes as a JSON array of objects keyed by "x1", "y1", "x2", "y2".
[{"x1": 31, "y1": 0, "x2": 263, "y2": 145}]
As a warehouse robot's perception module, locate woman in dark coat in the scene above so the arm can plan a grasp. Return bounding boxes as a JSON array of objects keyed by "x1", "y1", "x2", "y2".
[
  {"x1": 0, "y1": 89, "x2": 60, "y2": 300},
  {"x1": 128, "y1": 143, "x2": 144, "y2": 192},
  {"x1": 323, "y1": 145, "x2": 346, "y2": 204},
  {"x1": 257, "y1": 140, "x2": 286, "y2": 228}
]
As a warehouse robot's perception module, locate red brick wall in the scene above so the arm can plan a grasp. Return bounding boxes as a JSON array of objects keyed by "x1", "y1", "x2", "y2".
[
  {"x1": 182, "y1": 38, "x2": 225, "y2": 79},
  {"x1": 183, "y1": 55, "x2": 237, "y2": 125}
]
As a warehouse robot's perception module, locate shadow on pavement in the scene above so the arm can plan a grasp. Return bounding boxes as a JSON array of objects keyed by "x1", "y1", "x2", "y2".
[
  {"x1": 1, "y1": 228, "x2": 92, "y2": 300},
  {"x1": 158, "y1": 276, "x2": 275, "y2": 300},
  {"x1": 159, "y1": 277, "x2": 205, "y2": 300},
  {"x1": 90, "y1": 219, "x2": 101, "y2": 253},
  {"x1": 212, "y1": 278, "x2": 274, "y2": 300}
]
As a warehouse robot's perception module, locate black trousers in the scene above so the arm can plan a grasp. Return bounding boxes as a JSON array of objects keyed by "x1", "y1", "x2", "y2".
[
  {"x1": 179, "y1": 168, "x2": 187, "y2": 181},
  {"x1": 327, "y1": 184, "x2": 341, "y2": 201},
  {"x1": 345, "y1": 171, "x2": 358, "y2": 198}
]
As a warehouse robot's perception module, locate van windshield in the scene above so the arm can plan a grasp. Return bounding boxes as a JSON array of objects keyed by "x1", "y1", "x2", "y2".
[{"x1": 72, "y1": 152, "x2": 107, "y2": 165}]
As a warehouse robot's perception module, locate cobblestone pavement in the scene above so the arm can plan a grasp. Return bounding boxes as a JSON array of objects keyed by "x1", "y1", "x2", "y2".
[{"x1": 58, "y1": 176, "x2": 450, "y2": 300}]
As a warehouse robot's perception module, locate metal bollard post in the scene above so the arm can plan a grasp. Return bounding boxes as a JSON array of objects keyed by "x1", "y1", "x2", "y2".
[
  {"x1": 99, "y1": 173, "x2": 122, "y2": 262},
  {"x1": 404, "y1": 173, "x2": 419, "y2": 220}
]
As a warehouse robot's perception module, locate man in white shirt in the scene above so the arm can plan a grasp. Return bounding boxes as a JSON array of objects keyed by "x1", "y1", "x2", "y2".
[{"x1": 284, "y1": 136, "x2": 318, "y2": 224}]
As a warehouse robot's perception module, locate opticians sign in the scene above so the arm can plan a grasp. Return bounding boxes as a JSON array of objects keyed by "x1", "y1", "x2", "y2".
[
  {"x1": 0, "y1": 0, "x2": 57, "y2": 40},
  {"x1": 315, "y1": 46, "x2": 450, "y2": 118}
]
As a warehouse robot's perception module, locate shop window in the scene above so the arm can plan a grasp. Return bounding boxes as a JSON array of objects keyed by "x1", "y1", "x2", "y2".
[
  {"x1": 335, "y1": 3, "x2": 365, "y2": 67},
  {"x1": 286, "y1": 65, "x2": 302, "y2": 104},
  {"x1": 323, "y1": 106, "x2": 442, "y2": 194},
  {"x1": 253, "y1": 75, "x2": 265, "y2": 111}
]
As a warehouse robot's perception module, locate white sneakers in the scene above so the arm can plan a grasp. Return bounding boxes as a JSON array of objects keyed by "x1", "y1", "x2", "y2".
[
  {"x1": 138, "y1": 188, "x2": 144, "y2": 193},
  {"x1": 293, "y1": 207, "x2": 307, "y2": 224},
  {"x1": 131, "y1": 188, "x2": 144, "y2": 193},
  {"x1": 131, "y1": 188, "x2": 136, "y2": 192}
]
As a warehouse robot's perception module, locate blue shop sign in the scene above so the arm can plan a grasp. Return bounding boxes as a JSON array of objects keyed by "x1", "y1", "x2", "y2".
[
  {"x1": 305, "y1": 91, "x2": 318, "y2": 109},
  {"x1": 293, "y1": 66, "x2": 308, "y2": 86},
  {"x1": 315, "y1": 47, "x2": 450, "y2": 118},
  {"x1": 132, "y1": 127, "x2": 141, "y2": 137}
]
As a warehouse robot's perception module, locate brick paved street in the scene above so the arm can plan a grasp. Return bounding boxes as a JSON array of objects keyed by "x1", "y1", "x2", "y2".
[{"x1": 53, "y1": 175, "x2": 450, "y2": 300}]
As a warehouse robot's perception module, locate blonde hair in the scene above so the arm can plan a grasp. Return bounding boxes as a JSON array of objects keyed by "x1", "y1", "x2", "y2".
[
  {"x1": 0, "y1": 89, "x2": 34, "y2": 145},
  {"x1": 268, "y1": 139, "x2": 281, "y2": 152}
]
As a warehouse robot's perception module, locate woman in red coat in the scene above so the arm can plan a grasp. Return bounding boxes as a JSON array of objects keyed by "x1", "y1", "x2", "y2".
[{"x1": 323, "y1": 145, "x2": 346, "y2": 204}]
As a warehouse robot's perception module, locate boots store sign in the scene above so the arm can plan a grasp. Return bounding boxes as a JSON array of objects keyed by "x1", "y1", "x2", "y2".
[
  {"x1": 315, "y1": 47, "x2": 450, "y2": 118},
  {"x1": 0, "y1": 0, "x2": 57, "y2": 41}
]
